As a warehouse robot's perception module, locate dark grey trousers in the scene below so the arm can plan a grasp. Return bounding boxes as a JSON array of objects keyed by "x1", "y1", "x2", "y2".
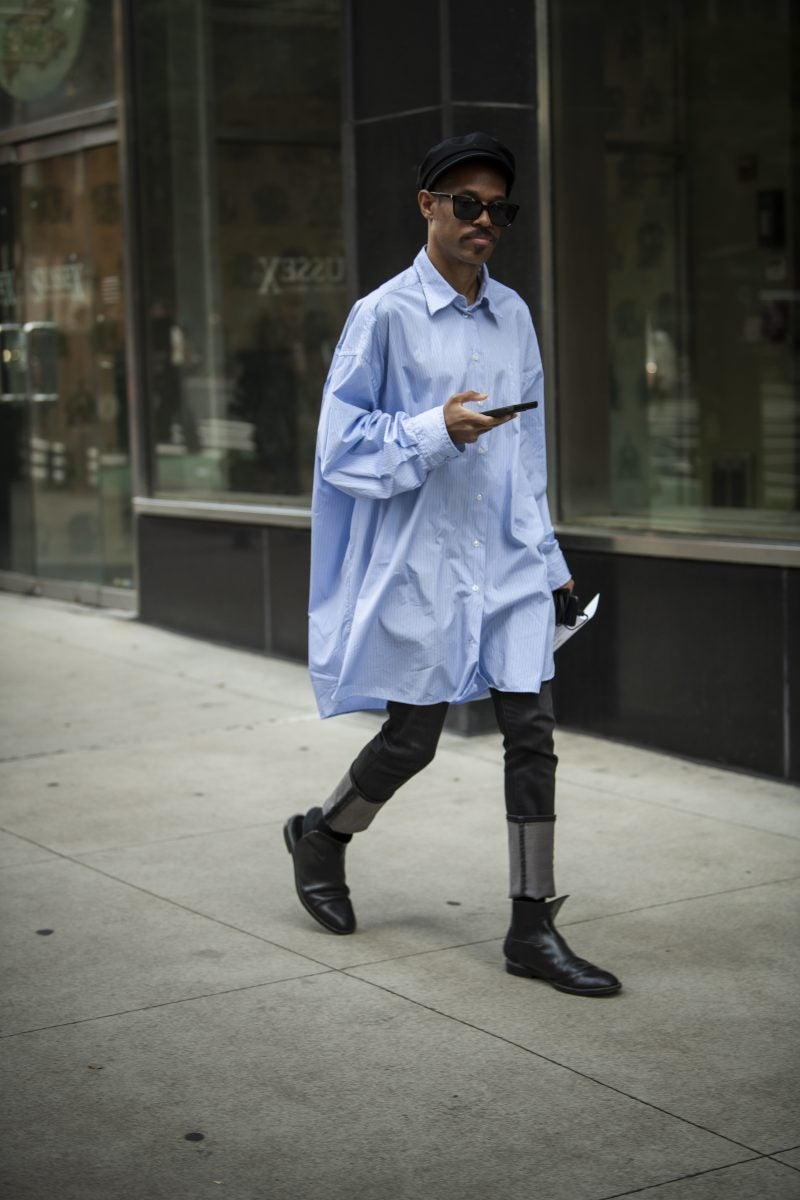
[
  {"x1": 325, "y1": 685, "x2": 559, "y2": 899},
  {"x1": 350, "y1": 685, "x2": 557, "y2": 816}
]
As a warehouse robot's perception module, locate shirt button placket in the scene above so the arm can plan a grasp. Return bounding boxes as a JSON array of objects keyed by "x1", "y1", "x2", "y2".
[
  {"x1": 470, "y1": 472, "x2": 489, "y2": 640},
  {"x1": 468, "y1": 329, "x2": 484, "y2": 403},
  {"x1": 469, "y1": 312, "x2": 489, "y2": 644}
]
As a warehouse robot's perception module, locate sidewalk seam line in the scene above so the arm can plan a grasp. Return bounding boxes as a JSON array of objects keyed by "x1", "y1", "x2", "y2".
[
  {"x1": 0, "y1": 618, "x2": 324, "y2": 713},
  {"x1": 590, "y1": 1152, "x2": 787, "y2": 1199},
  {"x1": 0, "y1": 715, "x2": 318, "y2": 765},
  {"x1": 556, "y1": 774, "x2": 800, "y2": 841},
  {"x1": 0, "y1": 827, "x2": 339, "y2": 972},
  {"x1": 0, "y1": 971, "x2": 337, "y2": 1040},
  {"x1": 326, "y1": 874, "x2": 800, "y2": 971},
  {"x1": 70, "y1": 821, "x2": 289, "y2": 857},
  {"x1": 769, "y1": 1154, "x2": 800, "y2": 1174},
  {"x1": 334, "y1": 973, "x2": 765, "y2": 1158},
  {"x1": 2, "y1": 826, "x2": 798, "y2": 970}
]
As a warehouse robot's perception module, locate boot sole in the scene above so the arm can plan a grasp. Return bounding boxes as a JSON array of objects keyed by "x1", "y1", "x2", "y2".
[
  {"x1": 505, "y1": 958, "x2": 622, "y2": 996},
  {"x1": 283, "y1": 815, "x2": 356, "y2": 936}
]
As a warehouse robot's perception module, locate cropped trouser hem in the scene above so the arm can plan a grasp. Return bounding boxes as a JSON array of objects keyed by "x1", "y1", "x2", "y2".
[
  {"x1": 322, "y1": 772, "x2": 387, "y2": 834},
  {"x1": 507, "y1": 814, "x2": 556, "y2": 899}
]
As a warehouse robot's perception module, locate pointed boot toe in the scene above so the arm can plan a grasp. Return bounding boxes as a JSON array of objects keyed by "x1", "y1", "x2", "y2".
[
  {"x1": 506, "y1": 954, "x2": 621, "y2": 996},
  {"x1": 284, "y1": 813, "x2": 356, "y2": 935}
]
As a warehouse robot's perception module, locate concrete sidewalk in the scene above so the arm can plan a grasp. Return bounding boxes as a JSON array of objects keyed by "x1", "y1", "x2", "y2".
[{"x1": 1, "y1": 591, "x2": 798, "y2": 1200}]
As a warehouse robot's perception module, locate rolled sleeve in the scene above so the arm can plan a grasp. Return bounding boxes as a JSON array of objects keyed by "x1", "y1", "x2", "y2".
[{"x1": 406, "y1": 404, "x2": 463, "y2": 468}]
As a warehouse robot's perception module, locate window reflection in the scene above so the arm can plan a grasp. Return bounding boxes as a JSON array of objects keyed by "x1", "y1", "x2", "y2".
[
  {"x1": 553, "y1": 0, "x2": 799, "y2": 537},
  {"x1": 0, "y1": 1, "x2": 115, "y2": 127},
  {"x1": 134, "y1": 0, "x2": 345, "y2": 504},
  {"x1": 0, "y1": 144, "x2": 132, "y2": 586}
]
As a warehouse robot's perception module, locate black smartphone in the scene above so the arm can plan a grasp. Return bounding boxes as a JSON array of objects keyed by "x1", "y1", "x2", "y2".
[{"x1": 484, "y1": 400, "x2": 539, "y2": 418}]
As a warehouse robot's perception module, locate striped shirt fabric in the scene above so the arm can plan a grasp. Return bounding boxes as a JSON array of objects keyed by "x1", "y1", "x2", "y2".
[{"x1": 308, "y1": 247, "x2": 571, "y2": 719}]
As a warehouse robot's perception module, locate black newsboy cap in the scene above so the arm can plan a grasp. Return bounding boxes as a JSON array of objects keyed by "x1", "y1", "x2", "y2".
[{"x1": 416, "y1": 131, "x2": 516, "y2": 194}]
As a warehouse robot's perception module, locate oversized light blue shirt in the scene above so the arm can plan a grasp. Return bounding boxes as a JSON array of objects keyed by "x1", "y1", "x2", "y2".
[{"x1": 309, "y1": 247, "x2": 570, "y2": 718}]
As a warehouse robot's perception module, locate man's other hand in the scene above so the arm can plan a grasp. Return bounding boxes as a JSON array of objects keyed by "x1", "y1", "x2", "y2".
[{"x1": 444, "y1": 391, "x2": 516, "y2": 444}]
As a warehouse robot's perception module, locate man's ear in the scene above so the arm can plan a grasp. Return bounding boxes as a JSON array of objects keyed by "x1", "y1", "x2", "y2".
[{"x1": 418, "y1": 189, "x2": 435, "y2": 220}]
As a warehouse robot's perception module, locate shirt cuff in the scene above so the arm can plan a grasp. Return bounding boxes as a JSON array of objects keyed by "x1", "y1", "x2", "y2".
[
  {"x1": 406, "y1": 405, "x2": 462, "y2": 468},
  {"x1": 546, "y1": 547, "x2": 571, "y2": 592}
]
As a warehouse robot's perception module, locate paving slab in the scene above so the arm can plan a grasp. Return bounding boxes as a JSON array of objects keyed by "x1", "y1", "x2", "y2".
[
  {"x1": 612, "y1": 1157, "x2": 800, "y2": 1198},
  {"x1": 69, "y1": 741, "x2": 800, "y2": 970},
  {"x1": 347, "y1": 880, "x2": 800, "y2": 1154},
  {"x1": 0, "y1": 627, "x2": 289, "y2": 761},
  {"x1": 73, "y1": 758, "x2": 800, "y2": 974},
  {"x1": 0, "y1": 856, "x2": 327, "y2": 1034},
  {"x1": 0, "y1": 717, "x2": 381, "y2": 856},
  {"x1": 0, "y1": 592, "x2": 320, "y2": 713},
  {"x1": 556, "y1": 731, "x2": 800, "y2": 842},
  {"x1": 73, "y1": 804, "x2": 509, "y2": 970},
  {"x1": 0, "y1": 829, "x2": 60, "y2": 870},
  {"x1": 550, "y1": 779, "x2": 800, "y2": 920},
  {"x1": 0, "y1": 972, "x2": 752, "y2": 1200},
  {"x1": 466, "y1": 727, "x2": 800, "y2": 841},
  {"x1": 2, "y1": 591, "x2": 799, "y2": 1199}
]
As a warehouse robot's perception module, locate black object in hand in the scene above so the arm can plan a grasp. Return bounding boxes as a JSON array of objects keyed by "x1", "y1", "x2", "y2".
[
  {"x1": 484, "y1": 400, "x2": 539, "y2": 417},
  {"x1": 554, "y1": 589, "x2": 581, "y2": 628}
]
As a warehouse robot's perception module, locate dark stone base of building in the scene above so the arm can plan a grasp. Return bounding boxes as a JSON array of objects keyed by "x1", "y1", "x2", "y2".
[
  {"x1": 138, "y1": 516, "x2": 309, "y2": 662},
  {"x1": 551, "y1": 548, "x2": 799, "y2": 783}
]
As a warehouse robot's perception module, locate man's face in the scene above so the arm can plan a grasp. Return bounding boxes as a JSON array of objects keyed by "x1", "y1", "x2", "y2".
[{"x1": 419, "y1": 160, "x2": 510, "y2": 270}]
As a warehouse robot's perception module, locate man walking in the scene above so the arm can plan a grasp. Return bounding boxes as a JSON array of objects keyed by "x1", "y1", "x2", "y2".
[{"x1": 285, "y1": 132, "x2": 621, "y2": 997}]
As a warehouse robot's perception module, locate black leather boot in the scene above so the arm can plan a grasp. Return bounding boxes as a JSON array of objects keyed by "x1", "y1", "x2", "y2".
[
  {"x1": 283, "y1": 806, "x2": 355, "y2": 935},
  {"x1": 503, "y1": 896, "x2": 621, "y2": 996}
]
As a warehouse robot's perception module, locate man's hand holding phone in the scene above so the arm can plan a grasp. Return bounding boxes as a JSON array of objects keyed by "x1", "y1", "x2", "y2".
[{"x1": 444, "y1": 390, "x2": 522, "y2": 445}]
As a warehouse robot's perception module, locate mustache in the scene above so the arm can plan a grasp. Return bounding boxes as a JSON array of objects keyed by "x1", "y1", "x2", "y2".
[{"x1": 462, "y1": 230, "x2": 495, "y2": 243}]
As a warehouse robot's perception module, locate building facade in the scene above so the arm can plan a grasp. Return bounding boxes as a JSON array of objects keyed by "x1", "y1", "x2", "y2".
[{"x1": 0, "y1": 0, "x2": 797, "y2": 780}]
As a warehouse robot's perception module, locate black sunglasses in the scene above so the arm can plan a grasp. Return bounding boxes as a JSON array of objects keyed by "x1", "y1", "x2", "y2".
[{"x1": 427, "y1": 191, "x2": 520, "y2": 228}]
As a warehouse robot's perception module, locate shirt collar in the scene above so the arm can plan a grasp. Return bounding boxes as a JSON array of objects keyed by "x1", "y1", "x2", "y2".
[{"x1": 414, "y1": 247, "x2": 496, "y2": 317}]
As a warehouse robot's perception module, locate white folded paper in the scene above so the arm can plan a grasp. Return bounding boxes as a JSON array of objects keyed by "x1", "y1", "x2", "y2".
[{"x1": 553, "y1": 592, "x2": 600, "y2": 652}]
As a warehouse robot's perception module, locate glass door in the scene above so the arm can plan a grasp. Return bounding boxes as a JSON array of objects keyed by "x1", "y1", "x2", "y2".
[
  {"x1": 0, "y1": 136, "x2": 132, "y2": 588},
  {"x1": 0, "y1": 158, "x2": 33, "y2": 574}
]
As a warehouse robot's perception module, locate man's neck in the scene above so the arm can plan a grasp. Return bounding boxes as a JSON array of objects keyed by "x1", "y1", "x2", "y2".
[{"x1": 425, "y1": 247, "x2": 482, "y2": 305}]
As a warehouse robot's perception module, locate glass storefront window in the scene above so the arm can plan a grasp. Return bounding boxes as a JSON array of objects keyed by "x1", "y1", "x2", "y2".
[
  {"x1": 0, "y1": 140, "x2": 132, "y2": 587},
  {"x1": 552, "y1": 0, "x2": 799, "y2": 539},
  {"x1": 132, "y1": 0, "x2": 346, "y2": 505},
  {"x1": 0, "y1": 1, "x2": 115, "y2": 128}
]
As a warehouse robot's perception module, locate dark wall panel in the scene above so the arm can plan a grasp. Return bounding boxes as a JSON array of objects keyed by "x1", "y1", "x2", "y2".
[
  {"x1": 350, "y1": 2, "x2": 541, "y2": 306},
  {"x1": 138, "y1": 517, "x2": 266, "y2": 650},
  {"x1": 137, "y1": 518, "x2": 313, "y2": 662},
  {"x1": 352, "y1": 0, "x2": 439, "y2": 119},
  {"x1": 787, "y1": 567, "x2": 800, "y2": 782},
  {"x1": 268, "y1": 526, "x2": 310, "y2": 661},
  {"x1": 552, "y1": 550, "x2": 788, "y2": 778},
  {"x1": 354, "y1": 111, "x2": 443, "y2": 294},
  {"x1": 449, "y1": 0, "x2": 536, "y2": 103},
  {"x1": 451, "y1": 104, "x2": 541, "y2": 313}
]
